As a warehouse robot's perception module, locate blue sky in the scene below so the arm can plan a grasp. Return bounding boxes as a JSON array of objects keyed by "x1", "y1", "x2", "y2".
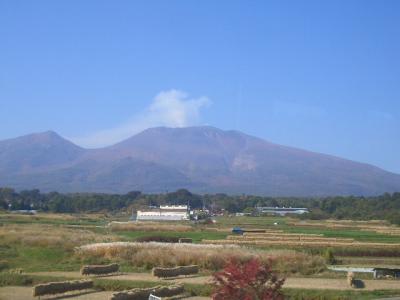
[{"x1": 1, "y1": 0, "x2": 399, "y2": 173}]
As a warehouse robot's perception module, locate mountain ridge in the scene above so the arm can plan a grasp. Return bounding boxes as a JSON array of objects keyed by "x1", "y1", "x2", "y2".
[{"x1": 0, "y1": 126, "x2": 399, "y2": 196}]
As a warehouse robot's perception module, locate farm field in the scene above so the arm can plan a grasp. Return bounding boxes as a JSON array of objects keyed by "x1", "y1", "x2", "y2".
[
  {"x1": 1, "y1": 212, "x2": 400, "y2": 299},
  {"x1": 214, "y1": 216, "x2": 400, "y2": 243}
]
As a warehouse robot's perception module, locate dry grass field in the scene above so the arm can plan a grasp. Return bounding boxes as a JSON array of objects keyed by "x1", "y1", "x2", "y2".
[
  {"x1": 76, "y1": 241, "x2": 325, "y2": 274},
  {"x1": 0, "y1": 223, "x2": 117, "y2": 249},
  {"x1": 203, "y1": 234, "x2": 400, "y2": 250}
]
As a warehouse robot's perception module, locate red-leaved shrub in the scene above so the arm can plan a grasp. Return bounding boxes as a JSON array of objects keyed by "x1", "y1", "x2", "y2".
[{"x1": 212, "y1": 258, "x2": 285, "y2": 300}]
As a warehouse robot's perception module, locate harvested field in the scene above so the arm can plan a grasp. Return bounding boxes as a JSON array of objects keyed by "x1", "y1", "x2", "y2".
[
  {"x1": 235, "y1": 237, "x2": 355, "y2": 242},
  {"x1": 287, "y1": 221, "x2": 400, "y2": 236},
  {"x1": 202, "y1": 239, "x2": 400, "y2": 249},
  {"x1": 227, "y1": 235, "x2": 354, "y2": 243},
  {"x1": 243, "y1": 232, "x2": 323, "y2": 237},
  {"x1": 360, "y1": 228, "x2": 400, "y2": 236},
  {"x1": 243, "y1": 230, "x2": 284, "y2": 234}
]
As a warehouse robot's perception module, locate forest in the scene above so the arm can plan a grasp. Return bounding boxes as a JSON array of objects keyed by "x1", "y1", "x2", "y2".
[{"x1": 0, "y1": 187, "x2": 399, "y2": 225}]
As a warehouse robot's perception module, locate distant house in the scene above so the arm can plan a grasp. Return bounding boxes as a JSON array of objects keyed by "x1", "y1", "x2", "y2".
[
  {"x1": 10, "y1": 210, "x2": 37, "y2": 215},
  {"x1": 256, "y1": 207, "x2": 309, "y2": 215},
  {"x1": 136, "y1": 205, "x2": 189, "y2": 221}
]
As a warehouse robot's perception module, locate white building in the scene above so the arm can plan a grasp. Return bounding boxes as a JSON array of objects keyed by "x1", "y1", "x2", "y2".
[
  {"x1": 136, "y1": 205, "x2": 189, "y2": 221},
  {"x1": 256, "y1": 207, "x2": 309, "y2": 216}
]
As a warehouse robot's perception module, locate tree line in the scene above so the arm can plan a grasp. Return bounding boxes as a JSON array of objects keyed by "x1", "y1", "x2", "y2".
[{"x1": 0, "y1": 187, "x2": 399, "y2": 224}]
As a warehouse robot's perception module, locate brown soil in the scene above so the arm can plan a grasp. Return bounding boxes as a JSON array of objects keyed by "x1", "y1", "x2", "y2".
[{"x1": 285, "y1": 277, "x2": 400, "y2": 290}]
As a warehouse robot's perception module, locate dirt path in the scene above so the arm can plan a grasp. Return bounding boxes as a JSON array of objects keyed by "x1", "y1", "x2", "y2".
[
  {"x1": 30, "y1": 271, "x2": 400, "y2": 291},
  {"x1": 0, "y1": 287, "x2": 113, "y2": 300},
  {"x1": 285, "y1": 277, "x2": 400, "y2": 291},
  {"x1": 31, "y1": 271, "x2": 212, "y2": 284},
  {"x1": 3, "y1": 273, "x2": 400, "y2": 300},
  {"x1": 0, "y1": 286, "x2": 209, "y2": 300}
]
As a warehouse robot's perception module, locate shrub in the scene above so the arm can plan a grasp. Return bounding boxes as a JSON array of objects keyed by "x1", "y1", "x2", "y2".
[
  {"x1": 178, "y1": 238, "x2": 193, "y2": 243},
  {"x1": 324, "y1": 248, "x2": 336, "y2": 265},
  {"x1": 0, "y1": 260, "x2": 9, "y2": 272},
  {"x1": 212, "y1": 258, "x2": 285, "y2": 300}
]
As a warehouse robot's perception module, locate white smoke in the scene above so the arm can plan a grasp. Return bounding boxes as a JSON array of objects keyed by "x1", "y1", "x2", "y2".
[{"x1": 71, "y1": 89, "x2": 211, "y2": 148}]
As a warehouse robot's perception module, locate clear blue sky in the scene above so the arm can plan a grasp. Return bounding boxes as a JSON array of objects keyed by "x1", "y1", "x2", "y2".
[{"x1": 1, "y1": 0, "x2": 399, "y2": 173}]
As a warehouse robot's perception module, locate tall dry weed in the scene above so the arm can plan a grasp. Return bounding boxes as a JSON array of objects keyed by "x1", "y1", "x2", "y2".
[
  {"x1": 75, "y1": 242, "x2": 325, "y2": 274},
  {"x1": 0, "y1": 224, "x2": 117, "y2": 249}
]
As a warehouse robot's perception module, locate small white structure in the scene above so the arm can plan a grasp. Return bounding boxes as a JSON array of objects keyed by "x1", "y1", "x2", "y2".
[
  {"x1": 137, "y1": 205, "x2": 189, "y2": 221},
  {"x1": 256, "y1": 207, "x2": 309, "y2": 216}
]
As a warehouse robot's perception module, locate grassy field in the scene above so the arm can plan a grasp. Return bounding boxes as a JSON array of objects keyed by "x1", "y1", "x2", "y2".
[
  {"x1": 283, "y1": 227, "x2": 400, "y2": 243},
  {"x1": 0, "y1": 213, "x2": 109, "y2": 226},
  {"x1": 116, "y1": 230, "x2": 227, "y2": 243},
  {"x1": 2, "y1": 245, "x2": 80, "y2": 272}
]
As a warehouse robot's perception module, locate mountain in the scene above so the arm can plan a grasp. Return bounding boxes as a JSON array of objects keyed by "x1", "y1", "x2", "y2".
[
  {"x1": 1, "y1": 126, "x2": 400, "y2": 196},
  {"x1": 0, "y1": 131, "x2": 85, "y2": 174}
]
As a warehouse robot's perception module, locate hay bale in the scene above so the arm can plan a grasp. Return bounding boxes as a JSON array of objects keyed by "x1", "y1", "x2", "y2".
[
  {"x1": 178, "y1": 238, "x2": 192, "y2": 243},
  {"x1": 152, "y1": 265, "x2": 199, "y2": 278},
  {"x1": 110, "y1": 284, "x2": 184, "y2": 300},
  {"x1": 110, "y1": 288, "x2": 153, "y2": 300},
  {"x1": 178, "y1": 265, "x2": 199, "y2": 276},
  {"x1": 154, "y1": 284, "x2": 184, "y2": 297},
  {"x1": 33, "y1": 279, "x2": 93, "y2": 297},
  {"x1": 347, "y1": 271, "x2": 355, "y2": 287},
  {"x1": 152, "y1": 267, "x2": 181, "y2": 278},
  {"x1": 81, "y1": 263, "x2": 119, "y2": 275}
]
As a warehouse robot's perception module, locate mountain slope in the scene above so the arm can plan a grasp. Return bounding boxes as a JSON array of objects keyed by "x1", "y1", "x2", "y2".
[
  {"x1": 0, "y1": 131, "x2": 85, "y2": 174},
  {"x1": 102, "y1": 126, "x2": 400, "y2": 195},
  {"x1": 0, "y1": 127, "x2": 399, "y2": 196}
]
